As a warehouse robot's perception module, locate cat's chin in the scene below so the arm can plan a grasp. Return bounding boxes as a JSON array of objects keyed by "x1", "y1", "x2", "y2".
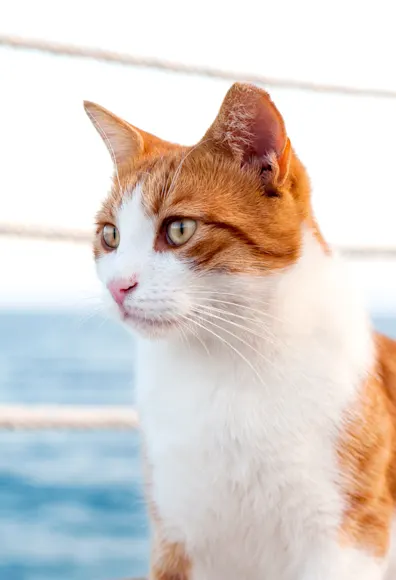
[{"x1": 112, "y1": 306, "x2": 180, "y2": 339}]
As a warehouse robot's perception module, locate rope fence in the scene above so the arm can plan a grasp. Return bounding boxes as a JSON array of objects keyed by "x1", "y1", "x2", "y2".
[
  {"x1": 0, "y1": 405, "x2": 139, "y2": 430},
  {"x1": 0, "y1": 223, "x2": 91, "y2": 243},
  {"x1": 2, "y1": 222, "x2": 396, "y2": 259},
  {"x1": 1, "y1": 34, "x2": 396, "y2": 100}
]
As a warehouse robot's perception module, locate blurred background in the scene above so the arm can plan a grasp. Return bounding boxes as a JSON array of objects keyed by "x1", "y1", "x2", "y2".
[{"x1": 1, "y1": 1, "x2": 396, "y2": 579}]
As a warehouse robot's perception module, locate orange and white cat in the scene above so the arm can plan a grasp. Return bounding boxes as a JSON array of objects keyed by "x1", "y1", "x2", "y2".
[{"x1": 84, "y1": 83, "x2": 396, "y2": 580}]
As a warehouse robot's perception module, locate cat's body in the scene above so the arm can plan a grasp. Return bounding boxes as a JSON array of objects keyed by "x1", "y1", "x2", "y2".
[
  {"x1": 136, "y1": 240, "x2": 375, "y2": 580},
  {"x1": 84, "y1": 83, "x2": 396, "y2": 579},
  {"x1": 136, "y1": 232, "x2": 396, "y2": 580}
]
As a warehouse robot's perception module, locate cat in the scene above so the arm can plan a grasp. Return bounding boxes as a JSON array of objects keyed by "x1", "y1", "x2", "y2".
[{"x1": 84, "y1": 83, "x2": 396, "y2": 580}]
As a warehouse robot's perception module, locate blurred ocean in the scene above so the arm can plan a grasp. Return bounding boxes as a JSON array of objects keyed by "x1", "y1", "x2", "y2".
[
  {"x1": 1, "y1": 311, "x2": 396, "y2": 580},
  {"x1": 0, "y1": 311, "x2": 148, "y2": 580}
]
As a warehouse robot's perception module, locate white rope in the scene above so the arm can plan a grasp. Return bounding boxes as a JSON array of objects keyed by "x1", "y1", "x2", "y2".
[
  {"x1": 2, "y1": 223, "x2": 396, "y2": 259},
  {"x1": 339, "y1": 247, "x2": 396, "y2": 259},
  {"x1": 0, "y1": 405, "x2": 139, "y2": 430},
  {"x1": 1, "y1": 34, "x2": 396, "y2": 100},
  {"x1": 0, "y1": 223, "x2": 91, "y2": 243}
]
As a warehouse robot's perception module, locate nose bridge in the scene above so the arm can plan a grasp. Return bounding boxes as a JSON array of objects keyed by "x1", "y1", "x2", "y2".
[
  {"x1": 112, "y1": 241, "x2": 144, "y2": 280},
  {"x1": 116, "y1": 193, "x2": 156, "y2": 270}
]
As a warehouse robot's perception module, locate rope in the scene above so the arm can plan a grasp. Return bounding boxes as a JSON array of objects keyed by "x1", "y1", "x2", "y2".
[
  {"x1": 2, "y1": 222, "x2": 396, "y2": 258},
  {"x1": 339, "y1": 247, "x2": 396, "y2": 259},
  {"x1": 1, "y1": 34, "x2": 396, "y2": 100},
  {"x1": 0, "y1": 223, "x2": 91, "y2": 243},
  {"x1": 0, "y1": 405, "x2": 139, "y2": 430}
]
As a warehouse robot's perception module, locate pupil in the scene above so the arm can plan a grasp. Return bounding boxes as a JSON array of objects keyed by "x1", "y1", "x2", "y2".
[
  {"x1": 113, "y1": 228, "x2": 116, "y2": 240},
  {"x1": 180, "y1": 222, "x2": 184, "y2": 236}
]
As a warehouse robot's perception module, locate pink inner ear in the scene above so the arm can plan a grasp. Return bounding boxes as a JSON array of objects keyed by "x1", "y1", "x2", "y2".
[
  {"x1": 241, "y1": 95, "x2": 287, "y2": 165},
  {"x1": 203, "y1": 84, "x2": 289, "y2": 176}
]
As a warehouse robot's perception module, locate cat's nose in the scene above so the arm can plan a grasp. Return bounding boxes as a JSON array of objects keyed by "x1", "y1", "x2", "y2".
[{"x1": 107, "y1": 277, "x2": 138, "y2": 306}]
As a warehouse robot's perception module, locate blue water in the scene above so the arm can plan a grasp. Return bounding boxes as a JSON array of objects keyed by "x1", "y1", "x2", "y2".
[
  {"x1": 1, "y1": 311, "x2": 396, "y2": 580},
  {"x1": 0, "y1": 311, "x2": 148, "y2": 580}
]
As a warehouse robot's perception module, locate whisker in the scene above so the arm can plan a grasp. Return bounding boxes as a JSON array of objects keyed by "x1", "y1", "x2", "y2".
[
  {"x1": 186, "y1": 321, "x2": 210, "y2": 356},
  {"x1": 187, "y1": 289, "x2": 273, "y2": 309},
  {"x1": 182, "y1": 314, "x2": 264, "y2": 385},
  {"x1": 191, "y1": 308, "x2": 315, "y2": 388},
  {"x1": 75, "y1": 309, "x2": 100, "y2": 328},
  {"x1": 187, "y1": 288, "x2": 269, "y2": 298},
  {"x1": 193, "y1": 304, "x2": 279, "y2": 344},
  {"x1": 195, "y1": 306, "x2": 282, "y2": 354},
  {"x1": 191, "y1": 309, "x2": 280, "y2": 379},
  {"x1": 191, "y1": 299, "x2": 292, "y2": 353},
  {"x1": 167, "y1": 138, "x2": 212, "y2": 198},
  {"x1": 177, "y1": 318, "x2": 190, "y2": 349},
  {"x1": 187, "y1": 288, "x2": 273, "y2": 304},
  {"x1": 188, "y1": 294, "x2": 288, "y2": 326},
  {"x1": 195, "y1": 303, "x2": 267, "y2": 328},
  {"x1": 178, "y1": 315, "x2": 210, "y2": 356}
]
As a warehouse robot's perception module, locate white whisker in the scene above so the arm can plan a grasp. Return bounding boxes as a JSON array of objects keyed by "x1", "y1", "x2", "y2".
[
  {"x1": 167, "y1": 139, "x2": 212, "y2": 198},
  {"x1": 193, "y1": 304, "x2": 279, "y2": 345},
  {"x1": 178, "y1": 315, "x2": 210, "y2": 355},
  {"x1": 190, "y1": 309, "x2": 280, "y2": 379},
  {"x1": 197, "y1": 307, "x2": 283, "y2": 355},
  {"x1": 177, "y1": 318, "x2": 190, "y2": 349},
  {"x1": 195, "y1": 303, "x2": 266, "y2": 327},
  {"x1": 183, "y1": 314, "x2": 264, "y2": 385},
  {"x1": 188, "y1": 294, "x2": 288, "y2": 326}
]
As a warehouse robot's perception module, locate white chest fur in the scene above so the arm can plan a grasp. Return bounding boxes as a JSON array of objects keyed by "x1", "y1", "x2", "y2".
[{"x1": 135, "y1": 239, "x2": 373, "y2": 580}]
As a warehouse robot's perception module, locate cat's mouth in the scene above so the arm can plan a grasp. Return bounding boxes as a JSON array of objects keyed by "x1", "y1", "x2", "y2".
[{"x1": 119, "y1": 307, "x2": 178, "y2": 332}]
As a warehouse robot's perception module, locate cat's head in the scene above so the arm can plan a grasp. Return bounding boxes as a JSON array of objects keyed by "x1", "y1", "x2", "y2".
[{"x1": 84, "y1": 83, "x2": 318, "y2": 340}]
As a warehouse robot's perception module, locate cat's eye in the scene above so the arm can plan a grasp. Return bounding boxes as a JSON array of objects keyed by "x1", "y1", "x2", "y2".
[
  {"x1": 102, "y1": 224, "x2": 120, "y2": 250},
  {"x1": 166, "y1": 219, "x2": 197, "y2": 246}
]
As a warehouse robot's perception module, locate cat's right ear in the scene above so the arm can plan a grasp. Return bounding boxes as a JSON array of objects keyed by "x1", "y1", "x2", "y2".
[{"x1": 83, "y1": 102, "x2": 144, "y2": 167}]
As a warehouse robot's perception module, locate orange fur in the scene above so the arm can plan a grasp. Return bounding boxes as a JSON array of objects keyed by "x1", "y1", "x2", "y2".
[
  {"x1": 85, "y1": 83, "x2": 396, "y2": 575},
  {"x1": 150, "y1": 534, "x2": 191, "y2": 580},
  {"x1": 338, "y1": 334, "x2": 396, "y2": 557}
]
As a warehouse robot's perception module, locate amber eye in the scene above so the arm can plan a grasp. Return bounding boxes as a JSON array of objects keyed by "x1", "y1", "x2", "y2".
[
  {"x1": 166, "y1": 219, "x2": 197, "y2": 246},
  {"x1": 102, "y1": 224, "x2": 120, "y2": 250}
]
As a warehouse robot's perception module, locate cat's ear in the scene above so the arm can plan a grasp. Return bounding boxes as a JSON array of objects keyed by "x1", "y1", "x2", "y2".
[
  {"x1": 83, "y1": 101, "x2": 145, "y2": 166},
  {"x1": 203, "y1": 83, "x2": 291, "y2": 185}
]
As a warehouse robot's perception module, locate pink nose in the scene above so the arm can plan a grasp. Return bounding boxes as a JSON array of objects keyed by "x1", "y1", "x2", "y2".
[{"x1": 107, "y1": 277, "x2": 138, "y2": 306}]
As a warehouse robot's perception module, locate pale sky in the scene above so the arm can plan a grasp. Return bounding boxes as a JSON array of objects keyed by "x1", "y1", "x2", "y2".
[{"x1": 0, "y1": 0, "x2": 395, "y2": 312}]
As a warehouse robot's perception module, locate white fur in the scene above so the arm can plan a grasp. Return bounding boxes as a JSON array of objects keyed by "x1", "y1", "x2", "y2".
[
  {"x1": 97, "y1": 185, "x2": 390, "y2": 579},
  {"x1": 385, "y1": 519, "x2": 396, "y2": 579}
]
